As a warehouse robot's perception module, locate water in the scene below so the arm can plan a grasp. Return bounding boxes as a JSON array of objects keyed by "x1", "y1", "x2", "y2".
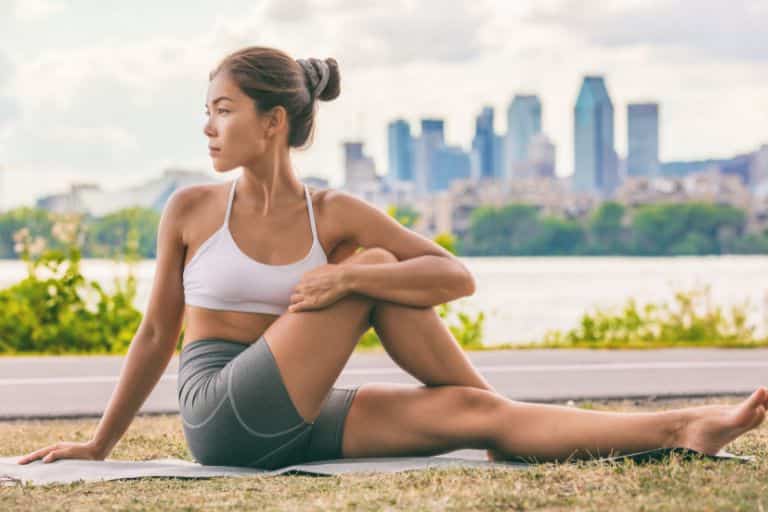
[{"x1": 1, "y1": 256, "x2": 766, "y2": 345}]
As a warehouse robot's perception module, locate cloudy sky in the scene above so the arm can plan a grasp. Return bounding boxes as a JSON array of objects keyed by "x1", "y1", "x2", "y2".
[{"x1": 1, "y1": 0, "x2": 767, "y2": 209}]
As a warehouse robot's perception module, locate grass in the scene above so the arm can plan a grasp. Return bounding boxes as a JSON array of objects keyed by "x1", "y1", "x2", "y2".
[{"x1": 2, "y1": 396, "x2": 766, "y2": 511}]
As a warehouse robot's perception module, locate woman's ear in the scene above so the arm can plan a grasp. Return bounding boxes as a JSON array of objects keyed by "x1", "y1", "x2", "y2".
[{"x1": 266, "y1": 106, "x2": 287, "y2": 138}]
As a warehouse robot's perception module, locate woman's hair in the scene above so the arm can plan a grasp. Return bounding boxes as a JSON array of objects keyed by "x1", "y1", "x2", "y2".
[{"x1": 209, "y1": 46, "x2": 341, "y2": 149}]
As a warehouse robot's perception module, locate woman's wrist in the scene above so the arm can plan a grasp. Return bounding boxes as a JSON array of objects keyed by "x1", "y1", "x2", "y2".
[
  {"x1": 88, "y1": 438, "x2": 111, "y2": 459},
  {"x1": 339, "y1": 264, "x2": 358, "y2": 295}
]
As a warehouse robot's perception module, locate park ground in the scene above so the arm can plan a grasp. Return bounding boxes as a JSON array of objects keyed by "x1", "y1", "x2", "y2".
[{"x1": 1, "y1": 395, "x2": 766, "y2": 511}]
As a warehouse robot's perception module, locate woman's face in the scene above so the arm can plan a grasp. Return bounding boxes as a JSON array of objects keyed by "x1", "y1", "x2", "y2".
[{"x1": 203, "y1": 72, "x2": 283, "y2": 172}]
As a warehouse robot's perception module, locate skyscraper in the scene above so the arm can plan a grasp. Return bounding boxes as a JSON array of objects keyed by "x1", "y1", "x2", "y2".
[
  {"x1": 627, "y1": 103, "x2": 660, "y2": 177},
  {"x1": 573, "y1": 76, "x2": 619, "y2": 196},
  {"x1": 528, "y1": 133, "x2": 556, "y2": 178},
  {"x1": 432, "y1": 146, "x2": 472, "y2": 191},
  {"x1": 343, "y1": 141, "x2": 376, "y2": 194},
  {"x1": 413, "y1": 119, "x2": 445, "y2": 195},
  {"x1": 506, "y1": 94, "x2": 542, "y2": 178},
  {"x1": 387, "y1": 119, "x2": 413, "y2": 182},
  {"x1": 471, "y1": 106, "x2": 496, "y2": 180}
]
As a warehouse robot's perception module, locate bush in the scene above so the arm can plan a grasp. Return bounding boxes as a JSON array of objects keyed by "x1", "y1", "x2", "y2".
[
  {"x1": 0, "y1": 216, "x2": 142, "y2": 354},
  {"x1": 539, "y1": 285, "x2": 766, "y2": 349}
]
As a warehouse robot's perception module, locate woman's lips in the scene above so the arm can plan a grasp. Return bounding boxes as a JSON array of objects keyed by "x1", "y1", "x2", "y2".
[{"x1": 209, "y1": 148, "x2": 221, "y2": 156}]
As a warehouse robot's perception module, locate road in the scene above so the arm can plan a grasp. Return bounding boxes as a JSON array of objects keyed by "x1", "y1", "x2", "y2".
[{"x1": 1, "y1": 348, "x2": 767, "y2": 419}]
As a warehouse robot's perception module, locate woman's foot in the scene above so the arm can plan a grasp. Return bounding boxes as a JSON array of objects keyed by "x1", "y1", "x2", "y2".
[{"x1": 674, "y1": 387, "x2": 768, "y2": 455}]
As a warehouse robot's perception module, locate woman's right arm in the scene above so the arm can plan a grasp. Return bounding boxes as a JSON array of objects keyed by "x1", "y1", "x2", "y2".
[{"x1": 17, "y1": 187, "x2": 193, "y2": 464}]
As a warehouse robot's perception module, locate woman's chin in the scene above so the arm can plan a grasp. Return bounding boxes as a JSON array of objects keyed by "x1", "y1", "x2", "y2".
[{"x1": 212, "y1": 161, "x2": 237, "y2": 173}]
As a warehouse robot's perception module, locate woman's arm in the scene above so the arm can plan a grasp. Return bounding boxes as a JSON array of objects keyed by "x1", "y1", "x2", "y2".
[
  {"x1": 342, "y1": 256, "x2": 474, "y2": 307},
  {"x1": 18, "y1": 186, "x2": 192, "y2": 464}
]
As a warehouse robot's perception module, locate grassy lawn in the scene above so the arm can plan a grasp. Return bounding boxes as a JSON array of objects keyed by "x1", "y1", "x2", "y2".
[{"x1": 1, "y1": 396, "x2": 766, "y2": 511}]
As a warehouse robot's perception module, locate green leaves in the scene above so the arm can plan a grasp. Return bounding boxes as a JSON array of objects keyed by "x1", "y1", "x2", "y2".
[{"x1": 0, "y1": 219, "x2": 142, "y2": 355}]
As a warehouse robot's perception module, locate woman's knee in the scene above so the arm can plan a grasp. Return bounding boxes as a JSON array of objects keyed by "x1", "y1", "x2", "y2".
[
  {"x1": 342, "y1": 247, "x2": 398, "y2": 265},
  {"x1": 453, "y1": 386, "x2": 501, "y2": 417}
]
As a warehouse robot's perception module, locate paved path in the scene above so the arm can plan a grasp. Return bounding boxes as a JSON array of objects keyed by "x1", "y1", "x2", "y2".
[{"x1": 1, "y1": 348, "x2": 767, "y2": 419}]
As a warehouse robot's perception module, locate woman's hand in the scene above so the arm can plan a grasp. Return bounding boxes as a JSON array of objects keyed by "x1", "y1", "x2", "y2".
[
  {"x1": 16, "y1": 440, "x2": 105, "y2": 465},
  {"x1": 289, "y1": 263, "x2": 349, "y2": 313}
]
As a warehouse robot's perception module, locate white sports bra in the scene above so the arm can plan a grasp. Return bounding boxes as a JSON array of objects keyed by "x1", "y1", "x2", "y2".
[{"x1": 182, "y1": 175, "x2": 328, "y2": 314}]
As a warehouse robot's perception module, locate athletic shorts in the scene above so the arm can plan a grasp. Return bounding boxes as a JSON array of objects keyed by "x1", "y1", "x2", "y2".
[{"x1": 177, "y1": 335, "x2": 359, "y2": 470}]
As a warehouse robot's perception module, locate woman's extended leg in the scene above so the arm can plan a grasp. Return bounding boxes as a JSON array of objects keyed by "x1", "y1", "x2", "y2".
[{"x1": 341, "y1": 383, "x2": 768, "y2": 462}]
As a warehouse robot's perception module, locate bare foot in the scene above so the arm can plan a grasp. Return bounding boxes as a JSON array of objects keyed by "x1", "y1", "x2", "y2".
[{"x1": 676, "y1": 387, "x2": 768, "y2": 455}]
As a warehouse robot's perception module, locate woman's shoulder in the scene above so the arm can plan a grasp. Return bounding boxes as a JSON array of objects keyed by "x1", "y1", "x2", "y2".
[
  {"x1": 163, "y1": 181, "x2": 230, "y2": 240},
  {"x1": 169, "y1": 181, "x2": 229, "y2": 210}
]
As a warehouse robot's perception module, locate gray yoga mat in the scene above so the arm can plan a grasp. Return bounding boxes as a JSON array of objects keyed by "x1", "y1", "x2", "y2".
[{"x1": 0, "y1": 448, "x2": 753, "y2": 486}]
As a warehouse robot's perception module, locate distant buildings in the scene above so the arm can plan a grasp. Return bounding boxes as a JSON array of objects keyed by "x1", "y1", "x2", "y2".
[
  {"x1": 527, "y1": 133, "x2": 556, "y2": 179},
  {"x1": 573, "y1": 76, "x2": 619, "y2": 198},
  {"x1": 413, "y1": 119, "x2": 445, "y2": 195},
  {"x1": 627, "y1": 103, "x2": 660, "y2": 178},
  {"x1": 342, "y1": 72, "x2": 768, "y2": 240},
  {"x1": 471, "y1": 106, "x2": 497, "y2": 180},
  {"x1": 387, "y1": 119, "x2": 413, "y2": 183},
  {"x1": 505, "y1": 94, "x2": 542, "y2": 179},
  {"x1": 342, "y1": 141, "x2": 376, "y2": 194},
  {"x1": 35, "y1": 169, "x2": 332, "y2": 217},
  {"x1": 36, "y1": 169, "x2": 217, "y2": 216},
  {"x1": 433, "y1": 145, "x2": 472, "y2": 191}
]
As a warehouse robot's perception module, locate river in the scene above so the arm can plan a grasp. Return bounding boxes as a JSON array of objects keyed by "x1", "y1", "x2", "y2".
[{"x1": 1, "y1": 255, "x2": 766, "y2": 345}]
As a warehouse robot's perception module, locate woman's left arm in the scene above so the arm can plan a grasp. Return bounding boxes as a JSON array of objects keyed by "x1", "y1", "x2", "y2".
[
  {"x1": 341, "y1": 255, "x2": 474, "y2": 307},
  {"x1": 325, "y1": 190, "x2": 475, "y2": 307}
]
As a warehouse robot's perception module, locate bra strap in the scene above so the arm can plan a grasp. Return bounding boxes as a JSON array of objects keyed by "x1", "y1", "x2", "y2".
[
  {"x1": 304, "y1": 184, "x2": 318, "y2": 242},
  {"x1": 224, "y1": 175, "x2": 238, "y2": 225}
]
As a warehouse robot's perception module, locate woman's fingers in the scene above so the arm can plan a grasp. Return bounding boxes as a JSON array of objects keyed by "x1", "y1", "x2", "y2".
[
  {"x1": 42, "y1": 448, "x2": 64, "y2": 463},
  {"x1": 17, "y1": 444, "x2": 58, "y2": 464}
]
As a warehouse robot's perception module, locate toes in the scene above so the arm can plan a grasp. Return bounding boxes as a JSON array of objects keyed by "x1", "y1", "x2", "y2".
[
  {"x1": 747, "y1": 404, "x2": 766, "y2": 431},
  {"x1": 732, "y1": 389, "x2": 767, "y2": 427},
  {"x1": 747, "y1": 388, "x2": 766, "y2": 408}
]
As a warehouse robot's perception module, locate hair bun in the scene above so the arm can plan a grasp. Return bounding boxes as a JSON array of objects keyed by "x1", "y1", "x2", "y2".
[{"x1": 297, "y1": 57, "x2": 340, "y2": 102}]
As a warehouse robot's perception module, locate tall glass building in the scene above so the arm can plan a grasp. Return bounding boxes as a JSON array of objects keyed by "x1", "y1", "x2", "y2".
[
  {"x1": 432, "y1": 146, "x2": 472, "y2": 191},
  {"x1": 506, "y1": 94, "x2": 542, "y2": 176},
  {"x1": 573, "y1": 76, "x2": 618, "y2": 196},
  {"x1": 472, "y1": 106, "x2": 496, "y2": 180},
  {"x1": 387, "y1": 119, "x2": 413, "y2": 182},
  {"x1": 627, "y1": 103, "x2": 660, "y2": 177},
  {"x1": 413, "y1": 119, "x2": 445, "y2": 195}
]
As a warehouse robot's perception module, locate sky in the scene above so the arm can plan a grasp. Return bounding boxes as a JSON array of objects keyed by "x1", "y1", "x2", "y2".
[{"x1": 1, "y1": 0, "x2": 767, "y2": 210}]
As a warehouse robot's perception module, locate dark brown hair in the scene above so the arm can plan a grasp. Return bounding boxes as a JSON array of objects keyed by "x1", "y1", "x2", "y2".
[{"x1": 209, "y1": 46, "x2": 341, "y2": 149}]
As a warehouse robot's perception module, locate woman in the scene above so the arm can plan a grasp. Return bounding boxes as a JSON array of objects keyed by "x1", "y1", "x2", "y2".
[{"x1": 17, "y1": 46, "x2": 767, "y2": 469}]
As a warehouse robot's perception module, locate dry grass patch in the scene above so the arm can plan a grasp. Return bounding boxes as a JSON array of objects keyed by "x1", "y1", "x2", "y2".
[{"x1": 1, "y1": 396, "x2": 766, "y2": 511}]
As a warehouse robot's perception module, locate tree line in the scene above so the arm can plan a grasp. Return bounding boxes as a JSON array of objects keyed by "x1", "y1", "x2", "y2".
[{"x1": 1, "y1": 201, "x2": 767, "y2": 260}]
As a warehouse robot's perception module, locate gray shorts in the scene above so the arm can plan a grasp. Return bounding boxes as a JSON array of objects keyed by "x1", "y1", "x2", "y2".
[{"x1": 177, "y1": 335, "x2": 359, "y2": 469}]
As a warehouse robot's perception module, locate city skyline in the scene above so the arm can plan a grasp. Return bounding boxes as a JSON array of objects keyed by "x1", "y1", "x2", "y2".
[{"x1": 2, "y1": 1, "x2": 767, "y2": 209}]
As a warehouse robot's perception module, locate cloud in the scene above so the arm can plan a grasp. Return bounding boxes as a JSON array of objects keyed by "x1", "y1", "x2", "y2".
[
  {"x1": 13, "y1": 0, "x2": 67, "y2": 21},
  {"x1": 264, "y1": 0, "x2": 314, "y2": 23},
  {"x1": 219, "y1": 0, "x2": 498, "y2": 69},
  {"x1": 528, "y1": 0, "x2": 768, "y2": 62}
]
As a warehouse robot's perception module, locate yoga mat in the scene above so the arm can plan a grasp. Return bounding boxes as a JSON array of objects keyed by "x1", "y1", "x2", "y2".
[{"x1": 0, "y1": 448, "x2": 753, "y2": 486}]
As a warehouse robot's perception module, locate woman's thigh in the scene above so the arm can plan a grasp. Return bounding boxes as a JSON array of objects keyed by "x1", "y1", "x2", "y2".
[
  {"x1": 339, "y1": 383, "x2": 501, "y2": 459},
  {"x1": 262, "y1": 248, "x2": 396, "y2": 424}
]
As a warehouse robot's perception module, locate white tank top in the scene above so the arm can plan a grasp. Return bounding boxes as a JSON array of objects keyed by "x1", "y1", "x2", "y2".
[{"x1": 182, "y1": 175, "x2": 328, "y2": 314}]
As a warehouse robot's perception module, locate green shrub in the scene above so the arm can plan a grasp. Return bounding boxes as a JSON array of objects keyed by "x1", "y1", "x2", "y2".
[
  {"x1": 540, "y1": 285, "x2": 766, "y2": 348},
  {"x1": 0, "y1": 216, "x2": 142, "y2": 354}
]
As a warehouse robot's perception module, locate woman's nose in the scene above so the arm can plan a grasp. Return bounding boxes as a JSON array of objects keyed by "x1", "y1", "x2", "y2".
[{"x1": 203, "y1": 118, "x2": 215, "y2": 137}]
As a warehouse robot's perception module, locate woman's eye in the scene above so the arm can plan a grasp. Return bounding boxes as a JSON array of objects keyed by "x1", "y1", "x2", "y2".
[{"x1": 217, "y1": 109, "x2": 229, "y2": 114}]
